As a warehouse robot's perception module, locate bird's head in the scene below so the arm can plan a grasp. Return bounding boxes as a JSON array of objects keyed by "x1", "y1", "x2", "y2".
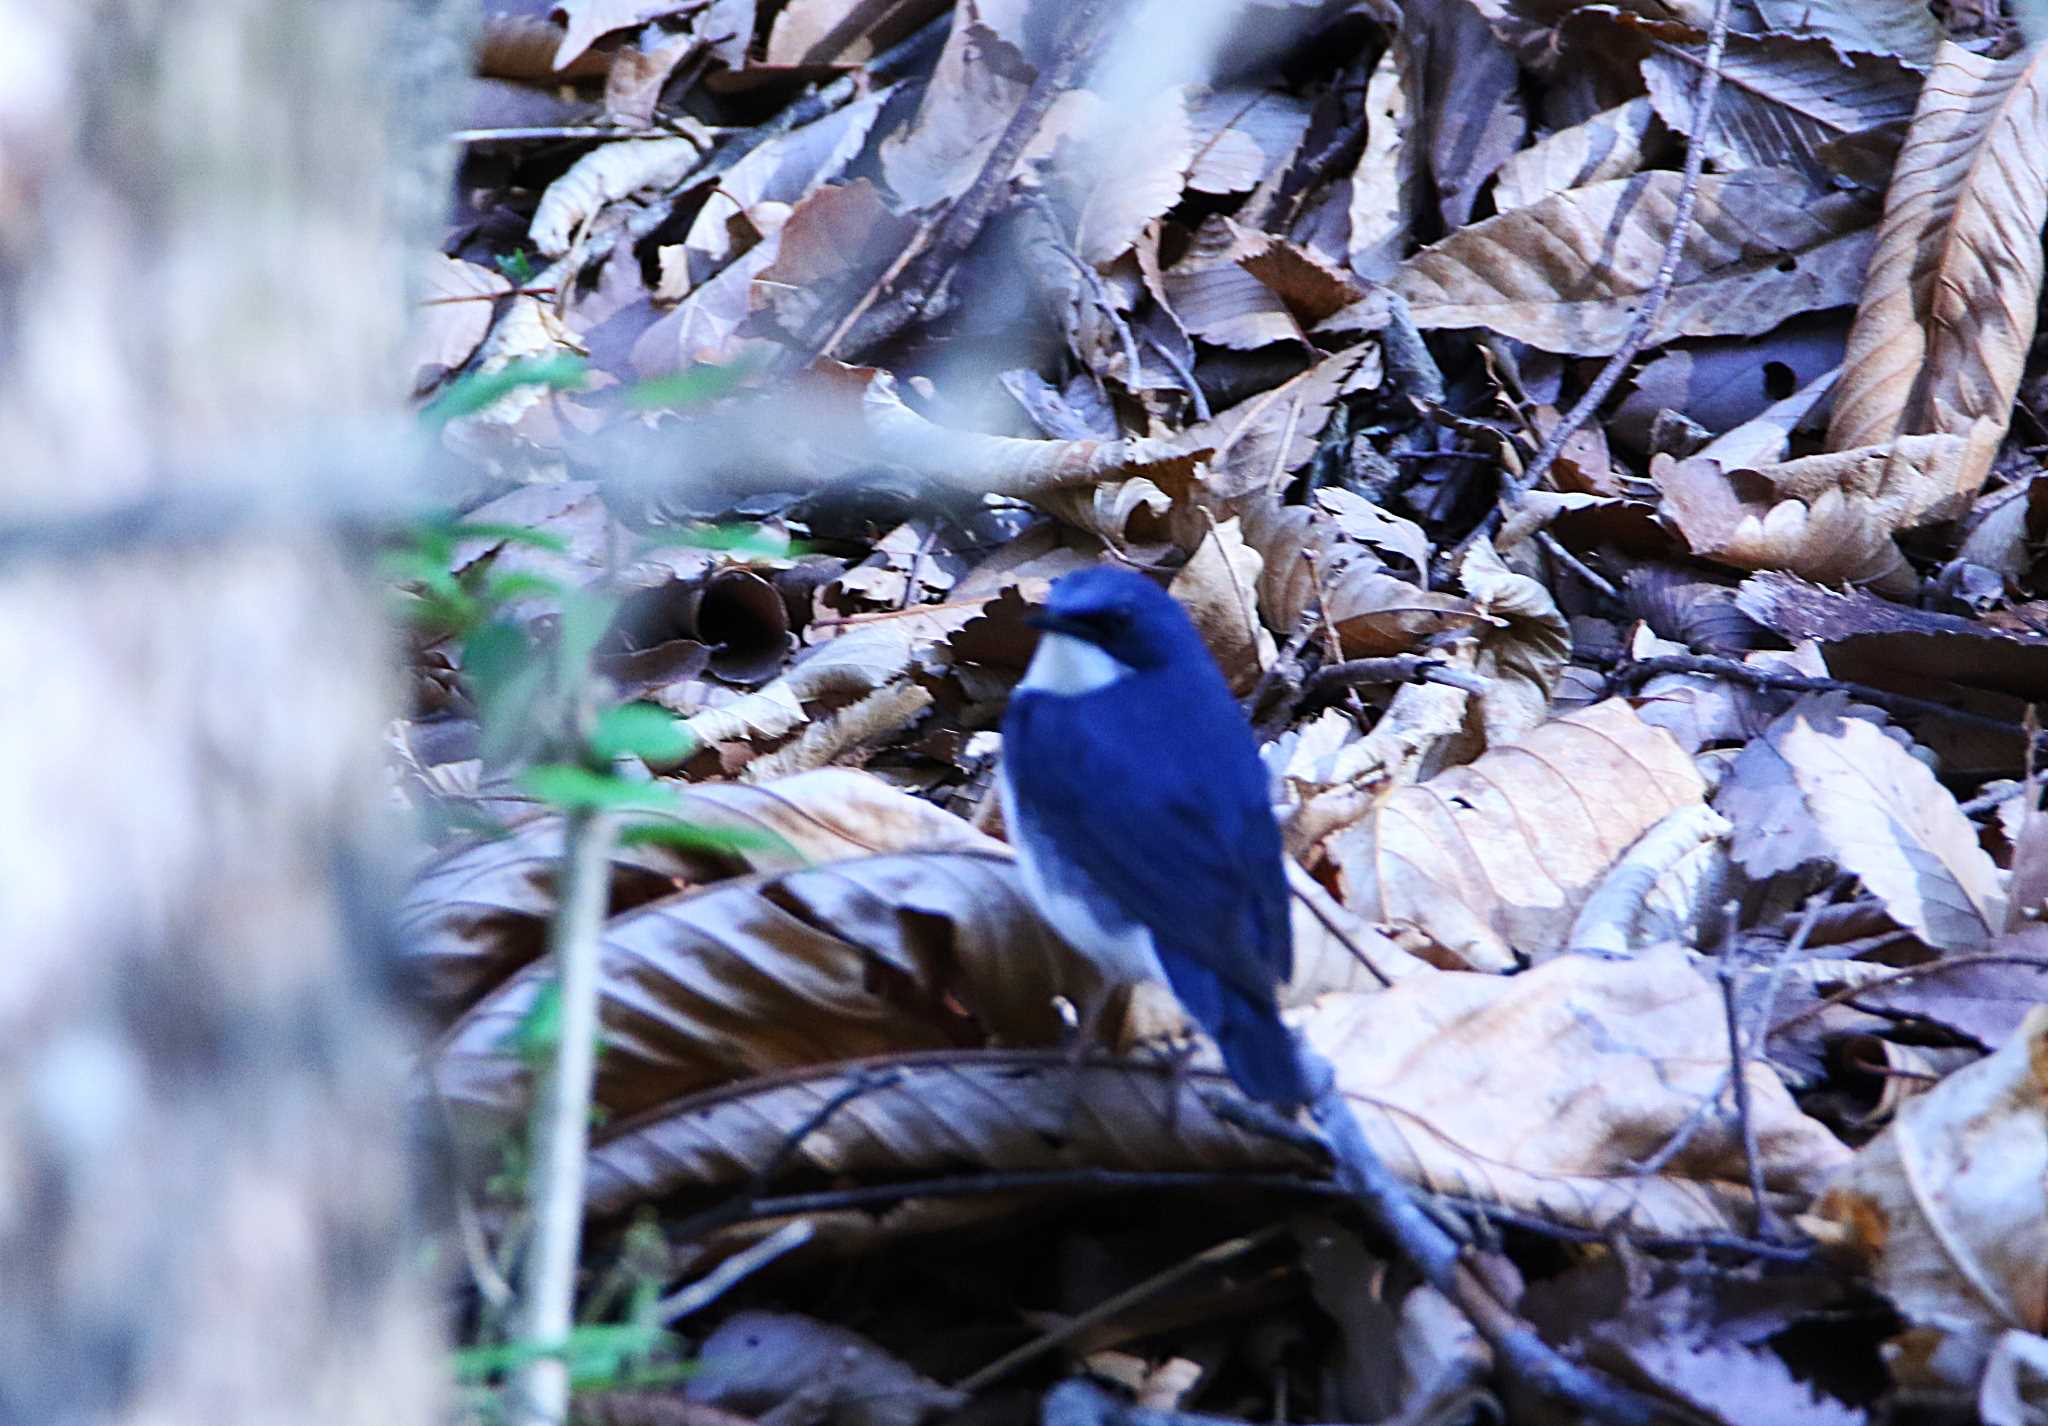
[{"x1": 1022, "y1": 567, "x2": 1193, "y2": 691}]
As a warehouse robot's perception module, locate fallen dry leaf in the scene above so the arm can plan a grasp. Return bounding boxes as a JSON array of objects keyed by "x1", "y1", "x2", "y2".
[
  {"x1": 1329, "y1": 698, "x2": 1706, "y2": 969},
  {"x1": 1826, "y1": 41, "x2": 2048, "y2": 512},
  {"x1": 1393, "y1": 168, "x2": 1877, "y2": 355}
]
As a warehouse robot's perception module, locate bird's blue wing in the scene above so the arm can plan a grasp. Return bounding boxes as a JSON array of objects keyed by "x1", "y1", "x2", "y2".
[{"x1": 1003, "y1": 671, "x2": 1292, "y2": 1002}]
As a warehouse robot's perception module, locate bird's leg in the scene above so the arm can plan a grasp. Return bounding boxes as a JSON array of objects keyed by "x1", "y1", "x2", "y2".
[{"x1": 1053, "y1": 985, "x2": 1116, "y2": 1139}]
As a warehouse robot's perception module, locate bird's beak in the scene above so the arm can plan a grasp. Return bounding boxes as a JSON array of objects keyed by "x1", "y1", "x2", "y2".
[{"x1": 1027, "y1": 609, "x2": 1086, "y2": 638}]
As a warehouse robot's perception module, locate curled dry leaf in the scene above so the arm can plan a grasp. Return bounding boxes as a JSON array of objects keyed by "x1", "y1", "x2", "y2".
[
  {"x1": 1816, "y1": 1007, "x2": 2048, "y2": 1405},
  {"x1": 1826, "y1": 42, "x2": 2048, "y2": 512},
  {"x1": 530, "y1": 134, "x2": 711, "y2": 257},
  {"x1": 398, "y1": 769, "x2": 1001, "y2": 1016},
  {"x1": 1393, "y1": 168, "x2": 1878, "y2": 356},
  {"x1": 1651, "y1": 366, "x2": 1964, "y2": 587},
  {"x1": 1491, "y1": 98, "x2": 1657, "y2": 214},
  {"x1": 1459, "y1": 537, "x2": 1569, "y2": 749},
  {"x1": 1329, "y1": 698, "x2": 1706, "y2": 970}
]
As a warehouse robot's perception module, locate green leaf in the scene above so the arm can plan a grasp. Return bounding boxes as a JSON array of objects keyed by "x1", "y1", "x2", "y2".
[
  {"x1": 452, "y1": 1322, "x2": 682, "y2": 1385},
  {"x1": 481, "y1": 571, "x2": 573, "y2": 607},
  {"x1": 589, "y1": 703, "x2": 697, "y2": 764},
  {"x1": 616, "y1": 817, "x2": 795, "y2": 858},
  {"x1": 624, "y1": 359, "x2": 753, "y2": 410},
  {"x1": 495, "y1": 249, "x2": 537, "y2": 285},
  {"x1": 518, "y1": 763, "x2": 668, "y2": 812},
  {"x1": 453, "y1": 521, "x2": 573, "y2": 555},
  {"x1": 420, "y1": 354, "x2": 587, "y2": 428}
]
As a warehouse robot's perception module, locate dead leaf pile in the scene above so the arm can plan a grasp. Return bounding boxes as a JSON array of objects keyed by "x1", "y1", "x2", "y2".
[{"x1": 407, "y1": 1, "x2": 2048, "y2": 1421}]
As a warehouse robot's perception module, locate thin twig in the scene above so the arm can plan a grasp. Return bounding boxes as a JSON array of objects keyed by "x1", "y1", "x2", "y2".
[
  {"x1": 1446, "y1": 0, "x2": 1734, "y2": 568},
  {"x1": 508, "y1": 808, "x2": 618, "y2": 1426},
  {"x1": 1717, "y1": 945, "x2": 1779, "y2": 1242},
  {"x1": 1306, "y1": 655, "x2": 1489, "y2": 699},
  {"x1": 1144, "y1": 332, "x2": 1212, "y2": 421},
  {"x1": 953, "y1": 1227, "x2": 1287, "y2": 1394},
  {"x1": 657, "y1": 1219, "x2": 816, "y2": 1324},
  {"x1": 1629, "y1": 894, "x2": 1827, "y2": 1180},
  {"x1": 1767, "y1": 949, "x2": 2048, "y2": 1040}
]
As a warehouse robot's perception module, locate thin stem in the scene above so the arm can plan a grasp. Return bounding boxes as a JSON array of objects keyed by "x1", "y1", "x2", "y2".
[{"x1": 507, "y1": 807, "x2": 616, "y2": 1426}]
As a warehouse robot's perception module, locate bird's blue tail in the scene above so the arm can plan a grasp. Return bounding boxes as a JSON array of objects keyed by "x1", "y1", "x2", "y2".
[
  {"x1": 1159, "y1": 950, "x2": 1312, "y2": 1106},
  {"x1": 1214, "y1": 988, "x2": 1314, "y2": 1106}
]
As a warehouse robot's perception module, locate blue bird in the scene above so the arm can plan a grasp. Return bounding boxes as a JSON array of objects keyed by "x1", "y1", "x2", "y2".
[{"x1": 999, "y1": 566, "x2": 1312, "y2": 1106}]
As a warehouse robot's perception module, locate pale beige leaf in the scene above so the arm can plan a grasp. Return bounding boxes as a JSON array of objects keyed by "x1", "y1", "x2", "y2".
[
  {"x1": 409, "y1": 253, "x2": 510, "y2": 385},
  {"x1": 530, "y1": 134, "x2": 710, "y2": 256},
  {"x1": 1325, "y1": 570, "x2": 1487, "y2": 659},
  {"x1": 878, "y1": 18, "x2": 1034, "y2": 209},
  {"x1": 677, "y1": 83, "x2": 895, "y2": 273},
  {"x1": 1776, "y1": 713, "x2": 2007, "y2": 951},
  {"x1": 1188, "y1": 87, "x2": 1313, "y2": 195},
  {"x1": 1071, "y1": 87, "x2": 1195, "y2": 264},
  {"x1": 1348, "y1": 42, "x2": 1414, "y2": 278},
  {"x1": 1643, "y1": 33, "x2": 1917, "y2": 188},
  {"x1": 1755, "y1": 0, "x2": 1940, "y2": 70},
  {"x1": 763, "y1": 0, "x2": 942, "y2": 65},
  {"x1": 1330, "y1": 699, "x2": 1706, "y2": 969},
  {"x1": 1306, "y1": 946, "x2": 1851, "y2": 1235},
  {"x1": 1161, "y1": 216, "x2": 1303, "y2": 350},
  {"x1": 450, "y1": 287, "x2": 585, "y2": 428},
  {"x1": 1826, "y1": 42, "x2": 2048, "y2": 508},
  {"x1": 1817, "y1": 1006, "x2": 2048, "y2": 1344},
  {"x1": 1492, "y1": 98, "x2": 1657, "y2": 213},
  {"x1": 1178, "y1": 343, "x2": 1383, "y2": 501},
  {"x1": 553, "y1": 0, "x2": 696, "y2": 69},
  {"x1": 1168, "y1": 515, "x2": 1269, "y2": 694},
  {"x1": 1393, "y1": 168, "x2": 1877, "y2": 355}
]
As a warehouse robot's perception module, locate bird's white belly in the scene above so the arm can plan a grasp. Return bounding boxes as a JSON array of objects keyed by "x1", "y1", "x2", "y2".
[{"x1": 999, "y1": 762, "x2": 1168, "y2": 987}]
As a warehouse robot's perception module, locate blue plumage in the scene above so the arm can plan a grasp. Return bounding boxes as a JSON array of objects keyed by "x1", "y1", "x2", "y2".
[{"x1": 999, "y1": 567, "x2": 1310, "y2": 1105}]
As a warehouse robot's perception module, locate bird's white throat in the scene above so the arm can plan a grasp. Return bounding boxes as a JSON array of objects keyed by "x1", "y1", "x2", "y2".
[{"x1": 1019, "y1": 630, "x2": 1130, "y2": 696}]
